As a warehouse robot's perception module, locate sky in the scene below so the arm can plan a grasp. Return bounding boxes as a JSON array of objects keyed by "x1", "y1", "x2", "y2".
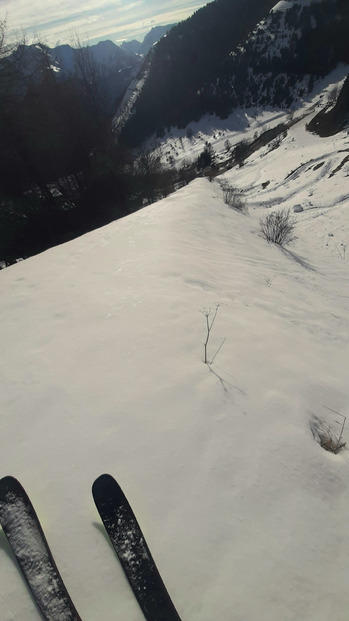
[{"x1": 1, "y1": 0, "x2": 210, "y2": 48}]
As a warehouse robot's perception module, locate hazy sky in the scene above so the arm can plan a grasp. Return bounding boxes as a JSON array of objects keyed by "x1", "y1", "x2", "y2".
[{"x1": 1, "y1": 0, "x2": 209, "y2": 47}]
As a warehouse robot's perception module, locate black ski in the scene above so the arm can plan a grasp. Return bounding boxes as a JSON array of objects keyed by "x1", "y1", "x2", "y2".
[
  {"x1": 92, "y1": 474, "x2": 182, "y2": 621},
  {"x1": 0, "y1": 476, "x2": 82, "y2": 621}
]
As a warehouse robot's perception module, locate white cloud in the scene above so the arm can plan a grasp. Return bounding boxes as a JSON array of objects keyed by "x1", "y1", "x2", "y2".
[{"x1": 1, "y1": 0, "x2": 208, "y2": 46}]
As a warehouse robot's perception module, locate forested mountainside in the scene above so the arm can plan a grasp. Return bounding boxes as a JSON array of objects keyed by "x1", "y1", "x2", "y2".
[
  {"x1": 119, "y1": 0, "x2": 276, "y2": 145},
  {"x1": 119, "y1": 0, "x2": 349, "y2": 146},
  {"x1": 210, "y1": 0, "x2": 349, "y2": 108}
]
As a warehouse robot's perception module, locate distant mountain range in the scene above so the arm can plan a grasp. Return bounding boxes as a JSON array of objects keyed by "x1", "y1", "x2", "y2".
[
  {"x1": 120, "y1": 24, "x2": 176, "y2": 56},
  {"x1": 11, "y1": 23, "x2": 176, "y2": 112}
]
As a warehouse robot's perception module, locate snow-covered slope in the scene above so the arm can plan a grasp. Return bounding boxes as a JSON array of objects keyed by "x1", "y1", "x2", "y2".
[{"x1": 0, "y1": 112, "x2": 348, "y2": 621}]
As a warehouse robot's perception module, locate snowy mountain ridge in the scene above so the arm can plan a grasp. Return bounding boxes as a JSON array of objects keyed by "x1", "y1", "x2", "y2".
[
  {"x1": 0, "y1": 91, "x2": 349, "y2": 620},
  {"x1": 120, "y1": 24, "x2": 176, "y2": 57}
]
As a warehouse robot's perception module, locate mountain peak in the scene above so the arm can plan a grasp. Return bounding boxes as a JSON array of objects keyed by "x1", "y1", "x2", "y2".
[{"x1": 120, "y1": 23, "x2": 176, "y2": 57}]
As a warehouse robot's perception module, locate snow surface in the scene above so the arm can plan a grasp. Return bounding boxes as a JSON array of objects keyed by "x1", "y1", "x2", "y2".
[{"x1": 1, "y1": 101, "x2": 349, "y2": 621}]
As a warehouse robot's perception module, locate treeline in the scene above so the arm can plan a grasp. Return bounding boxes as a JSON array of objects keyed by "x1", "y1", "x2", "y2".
[{"x1": 0, "y1": 25, "x2": 186, "y2": 266}]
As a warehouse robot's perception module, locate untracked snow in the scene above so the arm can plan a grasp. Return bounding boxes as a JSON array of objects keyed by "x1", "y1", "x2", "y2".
[{"x1": 0, "y1": 105, "x2": 349, "y2": 621}]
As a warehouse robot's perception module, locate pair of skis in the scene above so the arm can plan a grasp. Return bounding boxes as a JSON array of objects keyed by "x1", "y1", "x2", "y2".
[{"x1": 0, "y1": 474, "x2": 181, "y2": 621}]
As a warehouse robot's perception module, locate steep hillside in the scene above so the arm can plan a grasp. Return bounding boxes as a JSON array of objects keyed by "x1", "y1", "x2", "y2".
[
  {"x1": 119, "y1": 0, "x2": 349, "y2": 146},
  {"x1": 209, "y1": 0, "x2": 349, "y2": 108},
  {"x1": 119, "y1": 0, "x2": 277, "y2": 145},
  {"x1": 307, "y1": 74, "x2": 349, "y2": 136},
  {"x1": 0, "y1": 102, "x2": 348, "y2": 620}
]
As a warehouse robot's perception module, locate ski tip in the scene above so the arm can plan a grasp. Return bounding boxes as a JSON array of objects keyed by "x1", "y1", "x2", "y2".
[
  {"x1": 0, "y1": 476, "x2": 22, "y2": 493},
  {"x1": 0, "y1": 478, "x2": 28, "y2": 519},
  {"x1": 93, "y1": 473, "x2": 116, "y2": 487},
  {"x1": 92, "y1": 474, "x2": 123, "y2": 501}
]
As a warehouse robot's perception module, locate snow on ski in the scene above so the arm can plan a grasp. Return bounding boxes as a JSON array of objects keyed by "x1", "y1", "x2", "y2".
[
  {"x1": 0, "y1": 476, "x2": 82, "y2": 621},
  {"x1": 92, "y1": 474, "x2": 182, "y2": 621}
]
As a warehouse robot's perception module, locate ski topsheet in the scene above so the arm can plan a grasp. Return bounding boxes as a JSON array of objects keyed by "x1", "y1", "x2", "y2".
[
  {"x1": 0, "y1": 476, "x2": 82, "y2": 621},
  {"x1": 92, "y1": 474, "x2": 182, "y2": 621}
]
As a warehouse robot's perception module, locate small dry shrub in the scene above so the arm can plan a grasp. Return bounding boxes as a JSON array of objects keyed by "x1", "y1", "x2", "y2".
[
  {"x1": 310, "y1": 415, "x2": 346, "y2": 454},
  {"x1": 219, "y1": 180, "x2": 248, "y2": 214},
  {"x1": 259, "y1": 208, "x2": 296, "y2": 246}
]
